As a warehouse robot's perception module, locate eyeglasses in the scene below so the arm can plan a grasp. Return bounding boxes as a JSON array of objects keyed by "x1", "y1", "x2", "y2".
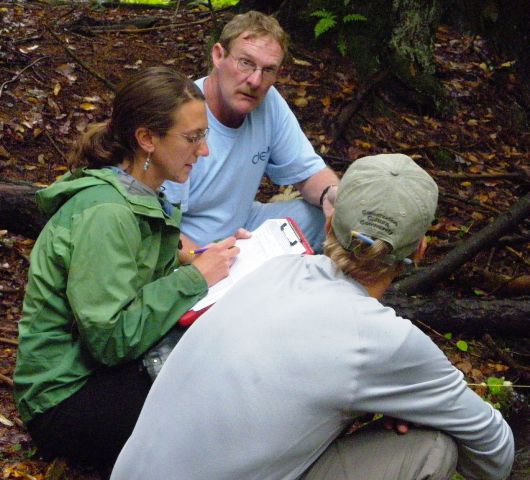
[
  {"x1": 228, "y1": 54, "x2": 280, "y2": 81},
  {"x1": 167, "y1": 128, "x2": 209, "y2": 144}
]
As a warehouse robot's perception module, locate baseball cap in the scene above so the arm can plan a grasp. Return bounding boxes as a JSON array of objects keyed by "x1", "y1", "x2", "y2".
[{"x1": 332, "y1": 153, "x2": 438, "y2": 263}]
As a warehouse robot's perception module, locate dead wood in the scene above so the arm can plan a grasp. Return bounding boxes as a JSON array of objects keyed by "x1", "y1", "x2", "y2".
[
  {"x1": 394, "y1": 192, "x2": 530, "y2": 295},
  {"x1": 383, "y1": 290, "x2": 530, "y2": 337},
  {"x1": 0, "y1": 181, "x2": 45, "y2": 238},
  {"x1": 67, "y1": 15, "x2": 162, "y2": 34},
  {"x1": 1, "y1": 182, "x2": 529, "y2": 337}
]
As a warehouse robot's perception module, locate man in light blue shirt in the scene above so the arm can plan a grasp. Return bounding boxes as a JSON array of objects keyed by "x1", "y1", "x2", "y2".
[{"x1": 164, "y1": 11, "x2": 339, "y2": 253}]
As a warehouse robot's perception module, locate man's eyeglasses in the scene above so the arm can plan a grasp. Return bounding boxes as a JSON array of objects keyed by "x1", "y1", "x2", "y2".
[
  {"x1": 167, "y1": 128, "x2": 209, "y2": 144},
  {"x1": 229, "y1": 54, "x2": 280, "y2": 81}
]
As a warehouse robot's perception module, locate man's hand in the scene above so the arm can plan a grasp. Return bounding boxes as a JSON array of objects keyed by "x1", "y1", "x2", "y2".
[
  {"x1": 321, "y1": 185, "x2": 338, "y2": 218},
  {"x1": 346, "y1": 414, "x2": 410, "y2": 435},
  {"x1": 191, "y1": 237, "x2": 240, "y2": 287},
  {"x1": 382, "y1": 416, "x2": 410, "y2": 434}
]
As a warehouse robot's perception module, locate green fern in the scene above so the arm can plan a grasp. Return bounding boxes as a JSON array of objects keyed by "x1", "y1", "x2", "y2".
[
  {"x1": 343, "y1": 13, "x2": 367, "y2": 23},
  {"x1": 310, "y1": 9, "x2": 333, "y2": 19},
  {"x1": 311, "y1": 5, "x2": 368, "y2": 53},
  {"x1": 314, "y1": 17, "x2": 337, "y2": 38},
  {"x1": 311, "y1": 10, "x2": 337, "y2": 38}
]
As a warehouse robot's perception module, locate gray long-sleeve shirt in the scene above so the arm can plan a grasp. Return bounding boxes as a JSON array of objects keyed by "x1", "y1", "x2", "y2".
[{"x1": 111, "y1": 255, "x2": 514, "y2": 480}]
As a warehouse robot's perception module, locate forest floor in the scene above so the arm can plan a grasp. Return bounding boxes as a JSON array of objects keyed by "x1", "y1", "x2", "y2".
[{"x1": 0, "y1": 2, "x2": 529, "y2": 479}]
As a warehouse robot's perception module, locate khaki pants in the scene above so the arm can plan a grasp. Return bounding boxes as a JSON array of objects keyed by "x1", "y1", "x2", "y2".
[{"x1": 302, "y1": 425, "x2": 458, "y2": 480}]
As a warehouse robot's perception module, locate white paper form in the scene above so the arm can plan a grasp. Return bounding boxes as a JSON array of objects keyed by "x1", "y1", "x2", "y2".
[{"x1": 191, "y1": 219, "x2": 306, "y2": 311}]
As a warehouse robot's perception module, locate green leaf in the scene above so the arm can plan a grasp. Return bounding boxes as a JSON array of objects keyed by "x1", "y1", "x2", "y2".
[
  {"x1": 211, "y1": 0, "x2": 240, "y2": 8},
  {"x1": 186, "y1": 0, "x2": 240, "y2": 8},
  {"x1": 343, "y1": 14, "x2": 368, "y2": 23},
  {"x1": 120, "y1": 0, "x2": 173, "y2": 5},
  {"x1": 314, "y1": 17, "x2": 337, "y2": 38},
  {"x1": 310, "y1": 9, "x2": 333, "y2": 19},
  {"x1": 473, "y1": 289, "x2": 487, "y2": 296},
  {"x1": 443, "y1": 332, "x2": 453, "y2": 340},
  {"x1": 456, "y1": 340, "x2": 468, "y2": 352},
  {"x1": 486, "y1": 376, "x2": 504, "y2": 395},
  {"x1": 338, "y1": 37, "x2": 347, "y2": 56}
]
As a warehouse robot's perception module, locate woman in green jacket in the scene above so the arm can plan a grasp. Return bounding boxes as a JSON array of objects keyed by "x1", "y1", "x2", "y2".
[{"x1": 13, "y1": 66, "x2": 239, "y2": 467}]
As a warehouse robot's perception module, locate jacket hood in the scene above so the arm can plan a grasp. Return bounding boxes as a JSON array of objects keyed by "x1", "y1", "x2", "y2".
[
  {"x1": 36, "y1": 169, "x2": 113, "y2": 218},
  {"x1": 36, "y1": 168, "x2": 178, "y2": 225}
]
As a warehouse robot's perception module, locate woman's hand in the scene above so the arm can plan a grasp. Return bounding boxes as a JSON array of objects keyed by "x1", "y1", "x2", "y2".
[
  {"x1": 191, "y1": 236, "x2": 240, "y2": 287},
  {"x1": 234, "y1": 228, "x2": 251, "y2": 240}
]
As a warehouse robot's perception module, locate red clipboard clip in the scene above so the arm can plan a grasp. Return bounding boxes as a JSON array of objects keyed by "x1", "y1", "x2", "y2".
[{"x1": 285, "y1": 217, "x2": 314, "y2": 255}]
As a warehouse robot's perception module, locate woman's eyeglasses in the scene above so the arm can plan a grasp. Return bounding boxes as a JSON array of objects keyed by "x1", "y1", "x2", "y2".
[{"x1": 167, "y1": 128, "x2": 209, "y2": 144}]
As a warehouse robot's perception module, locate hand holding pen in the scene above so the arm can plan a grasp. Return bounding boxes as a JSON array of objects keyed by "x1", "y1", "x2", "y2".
[
  {"x1": 189, "y1": 228, "x2": 251, "y2": 256},
  {"x1": 191, "y1": 236, "x2": 240, "y2": 287}
]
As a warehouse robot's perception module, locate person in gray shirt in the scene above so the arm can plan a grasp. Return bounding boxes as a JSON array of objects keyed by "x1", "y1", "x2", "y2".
[{"x1": 111, "y1": 153, "x2": 514, "y2": 480}]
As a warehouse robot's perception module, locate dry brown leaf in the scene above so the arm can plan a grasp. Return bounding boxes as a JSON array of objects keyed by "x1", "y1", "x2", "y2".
[
  {"x1": 55, "y1": 63, "x2": 77, "y2": 83},
  {"x1": 79, "y1": 102, "x2": 97, "y2": 111},
  {"x1": 293, "y1": 97, "x2": 308, "y2": 108}
]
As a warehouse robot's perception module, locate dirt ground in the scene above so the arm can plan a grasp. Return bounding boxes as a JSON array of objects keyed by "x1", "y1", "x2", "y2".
[{"x1": 0, "y1": 2, "x2": 529, "y2": 479}]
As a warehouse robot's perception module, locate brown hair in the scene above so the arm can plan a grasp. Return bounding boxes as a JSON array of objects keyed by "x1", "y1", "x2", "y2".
[
  {"x1": 323, "y1": 229, "x2": 402, "y2": 286},
  {"x1": 69, "y1": 66, "x2": 204, "y2": 170},
  {"x1": 218, "y1": 10, "x2": 289, "y2": 56}
]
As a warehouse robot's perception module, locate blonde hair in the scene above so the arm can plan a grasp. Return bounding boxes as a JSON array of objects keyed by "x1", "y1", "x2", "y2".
[
  {"x1": 218, "y1": 10, "x2": 289, "y2": 56},
  {"x1": 69, "y1": 67, "x2": 204, "y2": 170},
  {"x1": 323, "y1": 229, "x2": 402, "y2": 286}
]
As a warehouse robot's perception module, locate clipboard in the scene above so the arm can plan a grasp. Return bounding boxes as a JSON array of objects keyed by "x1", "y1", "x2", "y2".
[{"x1": 179, "y1": 218, "x2": 313, "y2": 327}]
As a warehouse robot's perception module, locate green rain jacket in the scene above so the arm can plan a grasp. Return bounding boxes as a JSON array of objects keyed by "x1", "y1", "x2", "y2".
[{"x1": 14, "y1": 168, "x2": 208, "y2": 423}]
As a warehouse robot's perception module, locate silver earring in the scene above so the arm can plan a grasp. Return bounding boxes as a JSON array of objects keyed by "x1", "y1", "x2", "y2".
[{"x1": 143, "y1": 152, "x2": 151, "y2": 171}]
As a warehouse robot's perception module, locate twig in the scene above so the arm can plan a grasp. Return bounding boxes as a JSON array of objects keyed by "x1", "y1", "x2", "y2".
[
  {"x1": 13, "y1": 35, "x2": 43, "y2": 45},
  {"x1": 206, "y1": 0, "x2": 218, "y2": 33},
  {"x1": 331, "y1": 70, "x2": 389, "y2": 143},
  {"x1": 0, "y1": 56, "x2": 48, "y2": 98},
  {"x1": 0, "y1": 372, "x2": 13, "y2": 387},
  {"x1": 0, "y1": 336, "x2": 18, "y2": 346},
  {"x1": 44, "y1": 131, "x2": 68, "y2": 164},
  {"x1": 434, "y1": 172, "x2": 525, "y2": 181},
  {"x1": 442, "y1": 191, "x2": 501, "y2": 214},
  {"x1": 504, "y1": 245, "x2": 530, "y2": 267},
  {"x1": 171, "y1": 0, "x2": 182, "y2": 22},
  {"x1": 86, "y1": 17, "x2": 210, "y2": 34},
  {"x1": 45, "y1": 25, "x2": 117, "y2": 93},
  {"x1": 482, "y1": 334, "x2": 530, "y2": 381}
]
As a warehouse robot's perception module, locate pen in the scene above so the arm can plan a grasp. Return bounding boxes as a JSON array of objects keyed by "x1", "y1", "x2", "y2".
[
  {"x1": 351, "y1": 231, "x2": 413, "y2": 265},
  {"x1": 189, "y1": 247, "x2": 209, "y2": 255}
]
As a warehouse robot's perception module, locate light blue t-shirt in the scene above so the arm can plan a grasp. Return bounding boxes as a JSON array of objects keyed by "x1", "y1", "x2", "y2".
[{"x1": 163, "y1": 77, "x2": 326, "y2": 246}]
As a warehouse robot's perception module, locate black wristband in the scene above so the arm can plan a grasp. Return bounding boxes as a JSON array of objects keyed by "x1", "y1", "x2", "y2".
[{"x1": 319, "y1": 184, "x2": 336, "y2": 207}]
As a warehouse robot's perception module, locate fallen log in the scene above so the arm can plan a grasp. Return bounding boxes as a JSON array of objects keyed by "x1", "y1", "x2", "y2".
[
  {"x1": 0, "y1": 181, "x2": 44, "y2": 238},
  {"x1": 1, "y1": 182, "x2": 529, "y2": 335},
  {"x1": 383, "y1": 290, "x2": 530, "y2": 337},
  {"x1": 394, "y1": 192, "x2": 530, "y2": 295}
]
